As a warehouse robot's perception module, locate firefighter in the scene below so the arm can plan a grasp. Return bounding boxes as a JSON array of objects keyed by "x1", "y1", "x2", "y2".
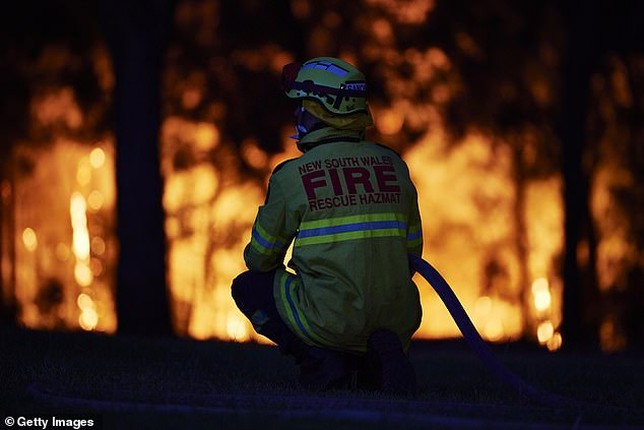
[{"x1": 231, "y1": 57, "x2": 423, "y2": 395}]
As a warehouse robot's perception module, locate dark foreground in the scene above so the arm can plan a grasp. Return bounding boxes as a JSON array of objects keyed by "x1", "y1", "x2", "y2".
[{"x1": 1, "y1": 326, "x2": 643, "y2": 430}]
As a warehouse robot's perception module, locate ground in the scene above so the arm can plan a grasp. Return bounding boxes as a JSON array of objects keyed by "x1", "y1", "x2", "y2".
[{"x1": 1, "y1": 326, "x2": 643, "y2": 429}]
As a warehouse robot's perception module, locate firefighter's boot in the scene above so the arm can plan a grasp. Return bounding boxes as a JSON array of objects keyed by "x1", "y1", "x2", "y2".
[{"x1": 363, "y1": 329, "x2": 416, "y2": 396}]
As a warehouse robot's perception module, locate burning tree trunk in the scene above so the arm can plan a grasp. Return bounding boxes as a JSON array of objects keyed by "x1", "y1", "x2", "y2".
[{"x1": 99, "y1": 0, "x2": 175, "y2": 336}]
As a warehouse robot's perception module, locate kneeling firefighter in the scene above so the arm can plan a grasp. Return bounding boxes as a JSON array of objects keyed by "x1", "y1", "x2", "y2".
[{"x1": 231, "y1": 57, "x2": 423, "y2": 395}]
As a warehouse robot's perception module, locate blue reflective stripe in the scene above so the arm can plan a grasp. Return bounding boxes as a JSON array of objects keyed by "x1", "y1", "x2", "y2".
[
  {"x1": 252, "y1": 227, "x2": 274, "y2": 250},
  {"x1": 251, "y1": 225, "x2": 288, "y2": 255},
  {"x1": 298, "y1": 220, "x2": 407, "y2": 239},
  {"x1": 407, "y1": 229, "x2": 422, "y2": 242},
  {"x1": 295, "y1": 213, "x2": 409, "y2": 247},
  {"x1": 283, "y1": 276, "x2": 314, "y2": 342},
  {"x1": 302, "y1": 60, "x2": 349, "y2": 77}
]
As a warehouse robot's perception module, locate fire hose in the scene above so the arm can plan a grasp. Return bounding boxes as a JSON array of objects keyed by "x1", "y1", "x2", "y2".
[{"x1": 410, "y1": 254, "x2": 578, "y2": 408}]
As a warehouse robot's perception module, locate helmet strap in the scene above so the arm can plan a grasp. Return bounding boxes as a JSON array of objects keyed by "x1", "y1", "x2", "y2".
[{"x1": 291, "y1": 106, "x2": 326, "y2": 146}]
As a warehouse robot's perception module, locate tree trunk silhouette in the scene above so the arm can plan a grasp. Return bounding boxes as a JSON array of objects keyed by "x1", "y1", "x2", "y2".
[
  {"x1": 0, "y1": 168, "x2": 19, "y2": 325},
  {"x1": 0, "y1": 166, "x2": 6, "y2": 323},
  {"x1": 511, "y1": 139, "x2": 532, "y2": 339},
  {"x1": 558, "y1": 0, "x2": 601, "y2": 349},
  {"x1": 99, "y1": 0, "x2": 175, "y2": 336},
  {"x1": 0, "y1": 70, "x2": 27, "y2": 326}
]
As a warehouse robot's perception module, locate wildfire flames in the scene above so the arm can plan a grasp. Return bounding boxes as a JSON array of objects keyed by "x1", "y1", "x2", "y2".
[
  {"x1": 1, "y1": 1, "x2": 639, "y2": 353},
  {"x1": 2, "y1": 103, "x2": 566, "y2": 349},
  {"x1": 4, "y1": 140, "x2": 117, "y2": 332},
  {"x1": 405, "y1": 131, "x2": 564, "y2": 349}
]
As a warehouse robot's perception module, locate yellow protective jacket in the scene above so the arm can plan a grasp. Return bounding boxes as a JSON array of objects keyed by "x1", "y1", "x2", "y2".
[{"x1": 244, "y1": 127, "x2": 423, "y2": 353}]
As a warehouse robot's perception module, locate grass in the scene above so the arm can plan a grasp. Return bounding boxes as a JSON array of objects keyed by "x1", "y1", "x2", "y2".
[{"x1": 1, "y1": 326, "x2": 643, "y2": 429}]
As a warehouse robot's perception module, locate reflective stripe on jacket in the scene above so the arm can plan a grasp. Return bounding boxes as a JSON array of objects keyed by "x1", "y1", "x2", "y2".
[{"x1": 244, "y1": 127, "x2": 423, "y2": 353}]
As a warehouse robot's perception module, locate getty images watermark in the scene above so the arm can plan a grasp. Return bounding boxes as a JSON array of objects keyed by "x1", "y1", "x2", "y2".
[{"x1": 3, "y1": 415, "x2": 101, "y2": 430}]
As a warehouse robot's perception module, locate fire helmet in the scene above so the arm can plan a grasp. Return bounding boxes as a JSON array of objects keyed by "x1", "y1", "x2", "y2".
[{"x1": 281, "y1": 57, "x2": 373, "y2": 130}]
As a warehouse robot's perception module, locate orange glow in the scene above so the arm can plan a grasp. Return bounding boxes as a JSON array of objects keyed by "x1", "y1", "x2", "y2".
[
  {"x1": 537, "y1": 320, "x2": 554, "y2": 343},
  {"x1": 471, "y1": 296, "x2": 515, "y2": 342},
  {"x1": 1, "y1": 181, "x2": 11, "y2": 201},
  {"x1": 87, "y1": 190, "x2": 104, "y2": 211},
  {"x1": 32, "y1": 87, "x2": 83, "y2": 129},
  {"x1": 89, "y1": 148, "x2": 106, "y2": 169},
  {"x1": 194, "y1": 122, "x2": 220, "y2": 151},
  {"x1": 5, "y1": 3, "x2": 634, "y2": 354},
  {"x1": 9, "y1": 139, "x2": 117, "y2": 332},
  {"x1": 455, "y1": 32, "x2": 482, "y2": 58},
  {"x1": 77, "y1": 293, "x2": 99, "y2": 331},
  {"x1": 226, "y1": 310, "x2": 251, "y2": 342},
  {"x1": 182, "y1": 88, "x2": 202, "y2": 110},
  {"x1": 532, "y1": 278, "x2": 551, "y2": 313},
  {"x1": 376, "y1": 109, "x2": 404, "y2": 135},
  {"x1": 536, "y1": 320, "x2": 562, "y2": 351},
  {"x1": 547, "y1": 332, "x2": 562, "y2": 351},
  {"x1": 70, "y1": 192, "x2": 94, "y2": 287},
  {"x1": 1, "y1": 126, "x2": 610, "y2": 349},
  {"x1": 406, "y1": 132, "x2": 524, "y2": 341},
  {"x1": 290, "y1": 0, "x2": 311, "y2": 20},
  {"x1": 365, "y1": 0, "x2": 435, "y2": 24},
  {"x1": 70, "y1": 192, "x2": 90, "y2": 260},
  {"x1": 592, "y1": 164, "x2": 636, "y2": 292},
  {"x1": 371, "y1": 19, "x2": 394, "y2": 43},
  {"x1": 8, "y1": 66, "x2": 565, "y2": 350},
  {"x1": 55, "y1": 243, "x2": 71, "y2": 262},
  {"x1": 22, "y1": 228, "x2": 38, "y2": 252},
  {"x1": 240, "y1": 138, "x2": 269, "y2": 170},
  {"x1": 600, "y1": 318, "x2": 626, "y2": 353}
]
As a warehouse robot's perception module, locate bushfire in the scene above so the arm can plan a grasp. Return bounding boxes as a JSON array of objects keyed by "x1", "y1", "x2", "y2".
[
  {"x1": 1, "y1": 109, "x2": 568, "y2": 351},
  {"x1": 1, "y1": 1, "x2": 639, "y2": 354}
]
